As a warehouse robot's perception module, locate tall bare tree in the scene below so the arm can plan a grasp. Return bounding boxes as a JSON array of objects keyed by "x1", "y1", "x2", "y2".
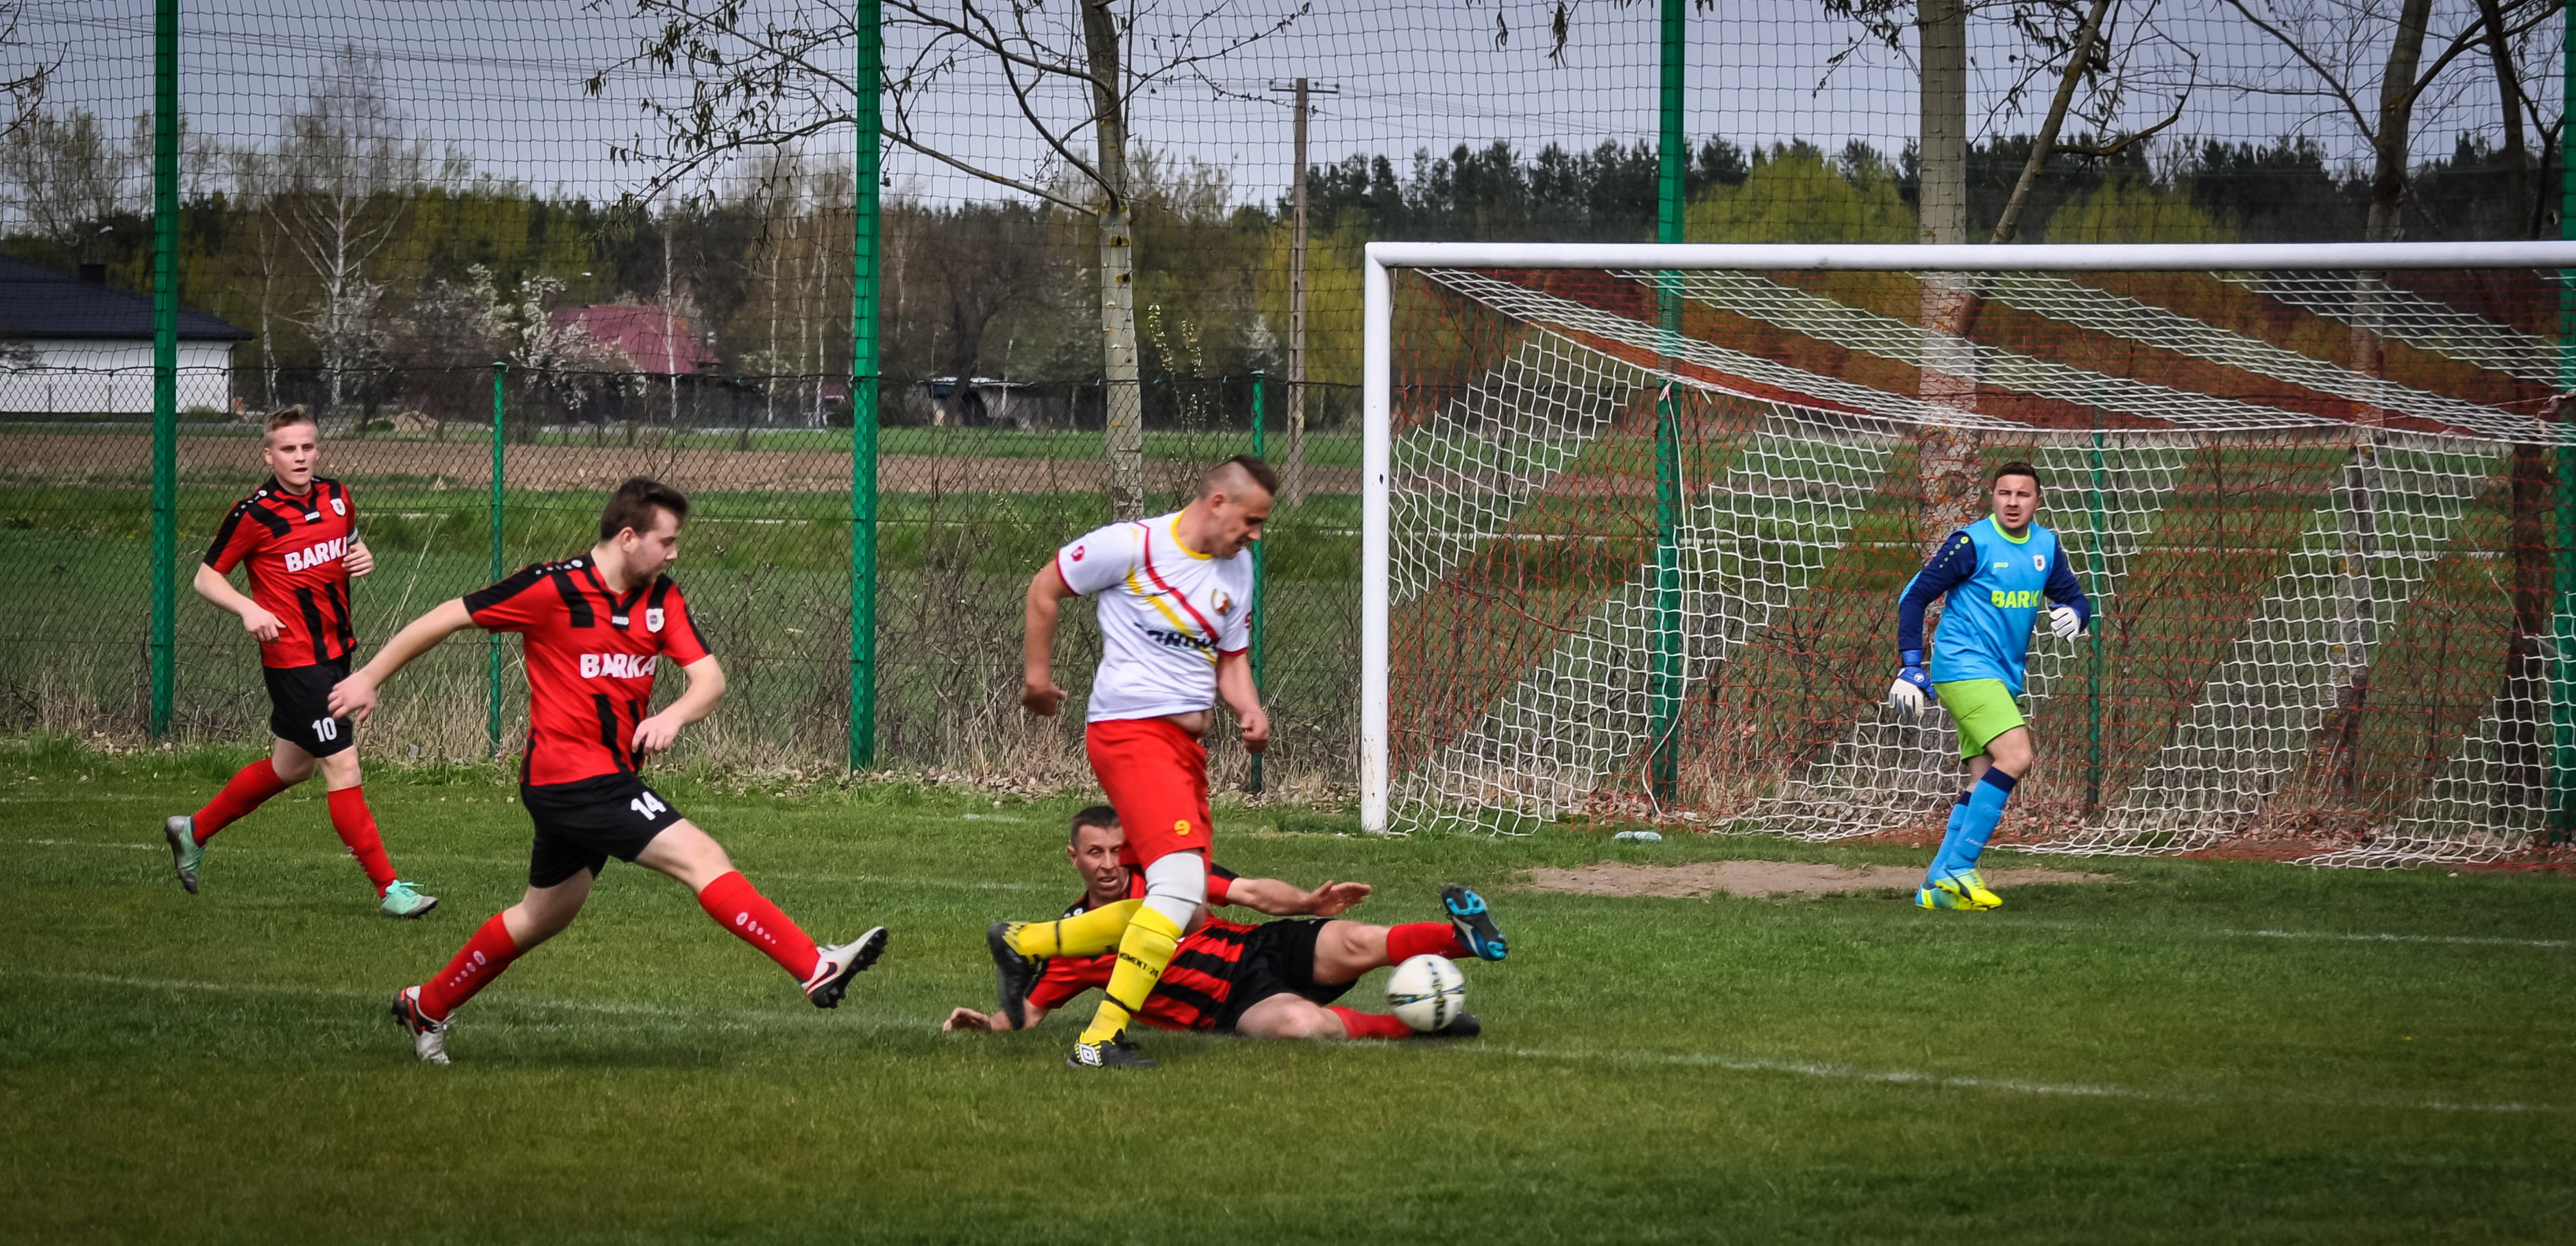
[
  {"x1": 592, "y1": 0, "x2": 1302, "y2": 517},
  {"x1": 0, "y1": 108, "x2": 135, "y2": 261},
  {"x1": 268, "y1": 45, "x2": 447, "y2": 411}
]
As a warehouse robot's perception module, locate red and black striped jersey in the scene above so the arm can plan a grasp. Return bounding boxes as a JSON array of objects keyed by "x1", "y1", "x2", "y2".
[
  {"x1": 463, "y1": 555, "x2": 712, "y2": 787},
  {"x1": 1023, "y1": 865, "x2": 1243, "y2": 1032},
  {"x1": 204, "y1": 476, "x2": 359, "y2": 669}
]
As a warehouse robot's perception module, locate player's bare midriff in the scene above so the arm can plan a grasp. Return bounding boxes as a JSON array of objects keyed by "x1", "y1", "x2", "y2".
[{"x1": 1159, "y1": 710, "x2": 1211, "y2": 737}]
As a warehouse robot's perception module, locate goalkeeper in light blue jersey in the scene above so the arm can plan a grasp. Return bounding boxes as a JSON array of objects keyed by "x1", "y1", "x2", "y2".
[{"x1": 1887, "y1": 460, "x2": 2091, "y2": 911}]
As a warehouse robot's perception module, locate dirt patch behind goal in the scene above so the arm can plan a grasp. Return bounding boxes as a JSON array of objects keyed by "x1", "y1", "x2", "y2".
[{"x1": 1521, "y1": 860, "x2": 2112, "y2": 900}]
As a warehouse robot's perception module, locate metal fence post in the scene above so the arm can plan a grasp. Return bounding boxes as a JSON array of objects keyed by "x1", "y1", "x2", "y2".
[
  {"x1": 849, "y1": 0, "x2": 884, "y2": 771},
  {"x1": 1647, "y1": 0, "x2": 1685, "y2": 805},
  {"x1": 1249, "y1": 369, "x2": 1266, "y2": 794},
  {"x1": 148, "y1": 0, "x2": 179, "y2": 738},
  {"x1": 488, "y1": 361, "x2": 505, "y2": 757}
]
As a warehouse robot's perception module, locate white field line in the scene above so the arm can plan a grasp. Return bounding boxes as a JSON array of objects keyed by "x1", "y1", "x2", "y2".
[
  {"x1": 1479, "y1": 1045, "x2": 2560, "y2": 1115},
  {"x1": 5, "y1": 837, "x2": 1050, "y2": 891}
]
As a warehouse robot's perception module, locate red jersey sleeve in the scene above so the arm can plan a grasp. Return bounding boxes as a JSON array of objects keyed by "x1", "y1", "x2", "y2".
[
  {"x1": 647, "y1": 577, "x2": 710, "y2": 665},
  {"x1": 463, "y1": 564, "x2": 558, "y2": 634},
  {"x1": 202, "y1": 496, "x2": 278, "y2": 574},
  {"x1": 1025, "y1": 955, "x2": 1108, "y2": 1013}
]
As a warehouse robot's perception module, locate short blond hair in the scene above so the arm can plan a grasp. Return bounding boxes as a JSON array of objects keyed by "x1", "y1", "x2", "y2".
[{"x1": 263, "y1": 405, "x2": 315, "y2": 441}]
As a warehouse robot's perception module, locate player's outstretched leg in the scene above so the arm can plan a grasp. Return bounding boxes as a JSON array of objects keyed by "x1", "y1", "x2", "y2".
[
  {"x1": 1439, "y1": 885, "x2": 1507, "y2": 961},
  {"x1": 1322, "y1": 1005, "x2": 1481, "y2": 1040},
  {"x1": 692, "y1": 868, "x2": 886, "y2": 1008},
  {"x1": 393, "y1": 911, "x2": 529, "y2": 1064},
  {"x1": 164, "y1": 758, "x2": 293, "y2": 893},
  {"x1": 988, "y1": 898, "x2": 1146, "y2": 1029}
]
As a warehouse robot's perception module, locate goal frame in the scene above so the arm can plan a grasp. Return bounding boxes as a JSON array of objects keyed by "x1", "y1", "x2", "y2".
[{"x1": 1359, "y1": 239, "x2": 2576, "y2": 833}]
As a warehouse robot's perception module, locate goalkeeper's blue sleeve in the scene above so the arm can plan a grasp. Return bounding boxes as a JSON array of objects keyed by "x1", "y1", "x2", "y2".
[
  {"x1": 1896, "y1": 530, "x2": 1980, "y2": 656},
  {"x1": 2045, "y1": 546, "x2": 2093, "y2": 630}
]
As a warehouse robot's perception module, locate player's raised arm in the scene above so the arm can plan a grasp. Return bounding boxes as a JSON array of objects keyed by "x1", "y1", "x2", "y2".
[
  {"x1": 328, "y1": 599, "x2": 476, "y2": 722},
  {"x1": 1022, "y1": 560, "x2": 1076, "y2": 716},
  {"x1": 1220, "y1": 876, "x2": 1370, "y2": 917}
]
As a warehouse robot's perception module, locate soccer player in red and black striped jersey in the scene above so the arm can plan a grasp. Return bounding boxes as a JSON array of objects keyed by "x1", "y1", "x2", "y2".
[
  {"x1": 330, "y1": 477, "x2": 887, "y2": 1064},
  {"x1": 162, "y1": 406, "x2": 435, "y2": 919},
  {"x1": 946, "y1": 806, "x2": 1500, "y2": 1041}
]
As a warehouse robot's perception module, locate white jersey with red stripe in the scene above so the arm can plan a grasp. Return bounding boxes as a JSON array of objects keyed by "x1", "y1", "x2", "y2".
[{"x1": 1056, "y1": 511, "x2": 1254, "y2": 723}]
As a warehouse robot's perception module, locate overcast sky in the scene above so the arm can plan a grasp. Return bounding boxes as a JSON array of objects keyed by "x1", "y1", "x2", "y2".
[{"x1": 14, "y1": 0, "x2": 2561, "y2": 212}]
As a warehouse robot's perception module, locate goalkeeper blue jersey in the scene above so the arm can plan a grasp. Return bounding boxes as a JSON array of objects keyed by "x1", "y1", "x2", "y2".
[{"x1": 1896, "y1": 516, "x2": 2090, "y2": 695}]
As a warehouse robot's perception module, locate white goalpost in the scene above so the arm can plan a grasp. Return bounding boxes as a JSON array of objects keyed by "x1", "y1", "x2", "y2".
[{"x1": 1361, "y1": 241, "x2": 2576, "y2": 867}]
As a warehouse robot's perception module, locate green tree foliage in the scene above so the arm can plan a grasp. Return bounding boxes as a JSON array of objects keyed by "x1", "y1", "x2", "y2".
[
  {"x1": 1687, "y1": 142, "x2": 1915, "y2": 243},
  {"x1": 2043, "y1": 176, "x2": 2236, "y2": 244}
]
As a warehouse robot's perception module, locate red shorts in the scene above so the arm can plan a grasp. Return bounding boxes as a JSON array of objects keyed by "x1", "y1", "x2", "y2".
[{"x1": 1086, "y1": 717, "x2": 1213, "y2": 867}]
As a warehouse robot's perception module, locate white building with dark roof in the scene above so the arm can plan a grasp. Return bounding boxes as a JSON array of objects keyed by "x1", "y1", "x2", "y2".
[{"x1": 0, "y1": 255, "x2": 252, "y2": 416}]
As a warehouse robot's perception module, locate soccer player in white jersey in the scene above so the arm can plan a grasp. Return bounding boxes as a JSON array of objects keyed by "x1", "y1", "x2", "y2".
[
  {"x1": 984, "y1": 455, "x2": 1276, "y2": 1069},
  {"x1": 1886, "y1": 461, "x2": 2091, "y2": 911}
]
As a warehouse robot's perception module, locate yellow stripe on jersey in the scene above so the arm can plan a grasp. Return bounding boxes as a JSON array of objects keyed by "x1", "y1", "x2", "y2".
[{"x1": 1127, "y1": 568, "x2": 1219, "y2": 665}]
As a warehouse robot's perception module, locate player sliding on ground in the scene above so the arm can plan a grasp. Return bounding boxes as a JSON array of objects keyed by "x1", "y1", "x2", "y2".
[
  {"x1": 331, "y1": 477, "x2": 886, "y2": 1064},
  {"x1": 989, "y1": 455, "x2": 1279, "y2": 1070},
  {"x1": 1887, "y1": 460, "x2": 2091, "y2": 911},
  {"x1": 164, "y1": 405, "x2": 435, "y2": 918},
  {"x1": 945, "y1": 806, "x2": 1500, "y2": 1040}
]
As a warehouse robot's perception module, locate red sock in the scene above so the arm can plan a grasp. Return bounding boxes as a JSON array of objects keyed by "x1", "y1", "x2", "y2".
[
  {"x1": 417, "y1": 914, "x2": 521, "y2": 1021},
  {"x1": 696, "y1": 871, "x2": 821, "y2": 981},
  {"x1": 326, "y1": 787, "x2": 398, "y2": 894},
  {"x1": 1386, "y1": 921, "x2": 1470, "y2": 963},
  {"x1": 191, "y1": 759, "x2": 291, "y2": 843},
  {"x1": 1328, "y1": 1006, "x2": 1419, "y2": 1040}
]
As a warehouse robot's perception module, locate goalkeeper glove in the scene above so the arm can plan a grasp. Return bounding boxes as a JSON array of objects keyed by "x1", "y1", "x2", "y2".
[
  {"x1": 2049, "y1": 605, "x2": 2083, "y2": 640},
  {"x1": 1886, "y1": 651, "x2": 1931, "y2": 719}
]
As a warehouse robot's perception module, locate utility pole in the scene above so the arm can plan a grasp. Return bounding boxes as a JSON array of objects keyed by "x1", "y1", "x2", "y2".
[{"x1": 1269, "y1": 77, "x2": 1337, "y2": 507}]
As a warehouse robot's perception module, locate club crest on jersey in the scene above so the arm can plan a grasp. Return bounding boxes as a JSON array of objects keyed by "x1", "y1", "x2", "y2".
[
  {"x1": 2033, "y1": 553, "x2": 2047, "y2": 571},
  {"x1": 330, "y1": 496, "x2": 345, "y2": 516},
  {"x1": 1211, "y1": 589, "x2": 1235, "y2": 617},
  {"x1": 580, "y1": 652, "x2": 657, "y2": 680},
  {"x1": 1070, "y1": 544, "x2": 1086, "y2": 562},
  {"x1": 645, "y1": 608, "x2": 664, "y2": 633},
  {"x1": 282, "y1": 536, "x2": 346, "y2": 573}
]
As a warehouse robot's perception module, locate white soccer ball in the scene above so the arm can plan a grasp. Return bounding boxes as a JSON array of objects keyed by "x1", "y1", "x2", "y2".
[{"x1": 1386, "y1": 953, "x2": 1467, "y2": 1033}]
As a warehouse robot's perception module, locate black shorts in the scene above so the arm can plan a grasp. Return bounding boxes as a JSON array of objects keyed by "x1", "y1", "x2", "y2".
[
  {"x1": 265, "y1": 658, "x2": 354, "y2": 758},
  {"x1": 521, "y1": 773, "x2": 683, "y2": 888},
  {"x1": 1214, "y1": 918, "x2": 1355, "y2": 1033}
]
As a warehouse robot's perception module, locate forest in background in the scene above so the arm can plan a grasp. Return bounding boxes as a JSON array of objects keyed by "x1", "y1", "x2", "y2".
[{"x1": 1, "y1": 43, "x2": 2557, "y2": 433}]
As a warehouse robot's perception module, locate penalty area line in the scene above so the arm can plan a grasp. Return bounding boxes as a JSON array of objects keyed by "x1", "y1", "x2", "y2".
[{"x1": 1478, "y1": 1046, "x2": 2560, "y2": 1115}]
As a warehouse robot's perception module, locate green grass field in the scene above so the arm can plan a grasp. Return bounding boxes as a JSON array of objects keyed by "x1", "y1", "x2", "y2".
[{"x1": 3, "y1": 735, "x2": 2571, "y2": 1243}]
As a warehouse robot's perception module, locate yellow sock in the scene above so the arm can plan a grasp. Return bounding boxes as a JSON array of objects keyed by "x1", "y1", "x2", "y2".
[
  {"x1": 1007, "y1": 898, "x2": 1141, "y2": 958},
  {"x1": 1077, "y1": 904, "x2": 1183, "y2": 1046}
]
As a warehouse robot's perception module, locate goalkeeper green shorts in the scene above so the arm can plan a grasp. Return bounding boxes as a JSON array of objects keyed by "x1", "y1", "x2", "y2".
[{"x1": 1934, "y1": 679, "x2": 2027, "y2": 760}]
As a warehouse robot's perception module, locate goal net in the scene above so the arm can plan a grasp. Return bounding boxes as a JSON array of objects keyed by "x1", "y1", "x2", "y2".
[{"x1": 1359, "y1": 242, "x2": 2576, "y2": 867}]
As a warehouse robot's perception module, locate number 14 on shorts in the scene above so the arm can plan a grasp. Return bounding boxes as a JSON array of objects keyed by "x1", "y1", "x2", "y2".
[{"x1": 631, "y1": 791, "x2": 669, "y2": 820}]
